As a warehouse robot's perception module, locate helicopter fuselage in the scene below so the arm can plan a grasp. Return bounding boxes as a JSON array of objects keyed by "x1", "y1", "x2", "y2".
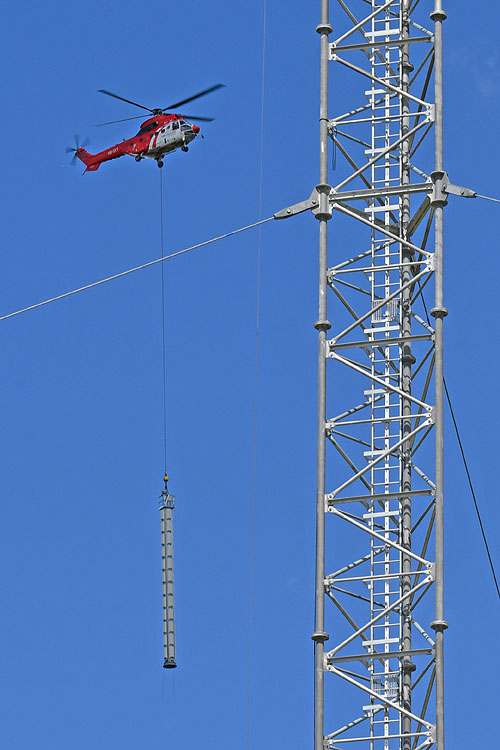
[{"x1": 76, "y1": 113, "x2": 200, "y2": 171}]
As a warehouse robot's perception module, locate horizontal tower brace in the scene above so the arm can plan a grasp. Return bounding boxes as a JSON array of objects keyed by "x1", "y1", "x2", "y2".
[
  {"x1": 329, "y1": 334, "x2": 433, "y2": 351},
  {"x1": 331, "y1": 36, "x2": 433, "y2": 54},
  {"x1": 328, "y1": 414, "x2": 433, "y2": 427},
  {"x1": 332, "y1": 262, "x2": 431, "y2": 275},
  {"x1": 330, "y1": 182, "x2": 432, "y2": 202},
  {"x1": 327, "y1": 732, "x2": 432, "y2": 744},
  {"x1": 329, "y1": 648, "x2": 434, "y2": 665},
  {"x1": 326, "y1": 490, "x2": 433, "y2": 506},
  {"x1": 331, "y1": 571, "x2": 432, "y2": 584},
  {"x1": 331, "y1": 112, "x2": 427, "y2": 126}
]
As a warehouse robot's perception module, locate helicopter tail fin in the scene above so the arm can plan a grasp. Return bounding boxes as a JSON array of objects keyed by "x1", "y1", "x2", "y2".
[{"x1": 76, "y1": 148, "x2": 101, "y2": 172}]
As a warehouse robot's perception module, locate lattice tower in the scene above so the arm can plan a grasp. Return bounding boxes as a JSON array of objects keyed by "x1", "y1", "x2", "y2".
[{"x1": 313, "y1": 3, "x2": 448, "y2": 750}]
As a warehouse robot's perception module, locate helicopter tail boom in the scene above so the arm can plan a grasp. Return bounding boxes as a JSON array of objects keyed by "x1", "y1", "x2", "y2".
[{"x1": 75, "y1": 148, "x2": 101, "y2": 171}]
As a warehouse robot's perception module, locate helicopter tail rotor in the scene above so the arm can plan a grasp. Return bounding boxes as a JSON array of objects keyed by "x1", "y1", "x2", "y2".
[{"x1": 66, "y1": 134, "x2": 91, "y2": 165}]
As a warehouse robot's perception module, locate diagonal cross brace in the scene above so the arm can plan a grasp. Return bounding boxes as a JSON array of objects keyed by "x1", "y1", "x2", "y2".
[{"x1": 329, "y1": 507, "x2": 433, "y2": 568}]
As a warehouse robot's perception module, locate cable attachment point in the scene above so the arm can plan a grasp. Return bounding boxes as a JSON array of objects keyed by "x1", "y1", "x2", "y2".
[
  {"x1": 273, "y1": 188, "x2": 320, "y2": 220},
  {"x1": 432, "y1": 171, "x2": 478, "y2": 201},
  {"x1": 313, "y1": 183, "x2": 333, "y2": 221},
  {"x1": 430, "y1": 171, "x2": 448, "y2": 208},
  {"x1": 443, "y1": 179, "x2": 477, "y2": 200}
]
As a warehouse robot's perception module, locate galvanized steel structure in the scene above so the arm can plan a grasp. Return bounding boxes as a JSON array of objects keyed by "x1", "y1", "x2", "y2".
[
  {"x1": 313, "y1": 2, "x2": 448, "y2": 750},
  {"x1": 160, "y1": 479, "x2": 177, "y2": 669}
]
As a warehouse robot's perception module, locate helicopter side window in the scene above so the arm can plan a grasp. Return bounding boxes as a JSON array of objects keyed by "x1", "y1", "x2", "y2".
[{"x1": 172, "y1": 121, "x2": 179, "y2": 131}]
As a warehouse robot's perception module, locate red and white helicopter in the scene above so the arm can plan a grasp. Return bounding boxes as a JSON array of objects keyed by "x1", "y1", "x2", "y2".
[{"x1": 67, "y1": 84, "x2": 224, "y2": 172}]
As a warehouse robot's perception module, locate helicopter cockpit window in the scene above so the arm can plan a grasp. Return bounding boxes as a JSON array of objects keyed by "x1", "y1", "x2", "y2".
[
  {"x1": 137, "y1": 121, "x2": 159, "y2": 136},
  {"x1": 172, "y1": 121, "x2": 179, "y2": 130}
]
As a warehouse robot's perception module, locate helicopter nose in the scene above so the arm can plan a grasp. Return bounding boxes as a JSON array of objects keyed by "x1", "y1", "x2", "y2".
[{"x1": 192, "y1": 124, "x2": 200, "y2": 134}]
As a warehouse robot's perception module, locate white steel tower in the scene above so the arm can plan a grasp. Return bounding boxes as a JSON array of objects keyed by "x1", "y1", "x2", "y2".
[{"x1": 313, "y1": 3, "x2": 448, "y2": 750}]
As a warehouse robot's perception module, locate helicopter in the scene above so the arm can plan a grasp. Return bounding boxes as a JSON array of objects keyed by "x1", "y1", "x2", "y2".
[{"x1": 67, "y1": 84, "x2": 224, "y2": 171}]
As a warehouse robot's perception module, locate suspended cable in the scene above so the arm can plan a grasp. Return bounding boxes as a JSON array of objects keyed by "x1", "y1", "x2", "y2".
[
  {"x1": 156, "y1": 171, "x2": 178, "y2": 671},
  {"x1": 160, "y1": 169, "x2": 168, "y2": 473},
  {"x1": 247, "y1": 3, "x2": 266, "y2": 748},
  {"x1": 0, "y1": 217, "x2": 274, "y2": 323},
  {"x1": 418, "y1": 288, "x2": 500, "y2": 603}
]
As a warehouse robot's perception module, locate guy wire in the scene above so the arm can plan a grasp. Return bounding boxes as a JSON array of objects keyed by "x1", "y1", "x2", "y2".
[
  {"x1": 246, "y1": 2, "x2": 266, "y2": 748},
  {"x1": 443, "y1": 379, "x2": 500, "y2": 603},
  {"x1": 0, "y1": 217, "x2": 274, "y2": 323},
  {"x1": 418, "y1": 285, "x2": 500, "y2": 604},
  {"x1": 476, "y1": 193, "x2": 500, "y2": 204}
]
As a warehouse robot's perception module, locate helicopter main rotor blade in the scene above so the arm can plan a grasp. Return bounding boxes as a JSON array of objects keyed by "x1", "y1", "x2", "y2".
[
  {"x1": 95, "y1": 113, "x2": 215, "y2": 127},
  {"x1": 182, "y1": 115, "x2": 215, "y2": 122},
  {"x1": 98, "y1": 89, "x2": 152, "y2": 112},
  {"x1": 163, "y1": 83, "x2": 224, "y2": 112},
  {"x1": 95, "y1": 114, "x2": 147, "y2": 127}
]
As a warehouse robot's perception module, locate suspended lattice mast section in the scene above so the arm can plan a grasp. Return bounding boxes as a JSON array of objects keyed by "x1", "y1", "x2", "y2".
[
  {"x1": 313, "y1": 3, "x2": 447, "y2": 750},
  {"x1": 160, "y1": 476, "x2": 177, "y2": 669}
]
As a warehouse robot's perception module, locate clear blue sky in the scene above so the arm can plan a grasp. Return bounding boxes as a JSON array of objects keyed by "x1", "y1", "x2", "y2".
[{"x1": 1, "y1": 2, "x2": 498, "y2": 748}]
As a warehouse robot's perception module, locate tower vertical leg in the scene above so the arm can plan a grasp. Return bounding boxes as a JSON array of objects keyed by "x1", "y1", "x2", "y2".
[
  {"x1": 430, "y1": 5, "x2": 448, "y2": 750},
  {"x1": 313, "y1": 3, "x2": 333, "y2": 749}
]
